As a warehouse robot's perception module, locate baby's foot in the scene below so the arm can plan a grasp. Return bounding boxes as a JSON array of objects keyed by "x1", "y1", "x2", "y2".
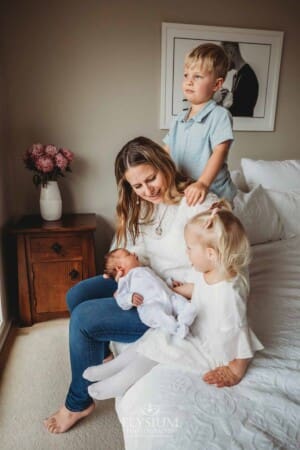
[
  {"x1": 83, "y1": 364, "x2": 104, "y2": 382},
  {"x1": 43, "y1": 403, "x2": 95, "y2": 433}
]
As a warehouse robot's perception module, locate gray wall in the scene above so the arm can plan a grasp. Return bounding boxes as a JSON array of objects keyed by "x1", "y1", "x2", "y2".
[{"x1": 0, "y1": 0, "x2": 299, "y2": 271}]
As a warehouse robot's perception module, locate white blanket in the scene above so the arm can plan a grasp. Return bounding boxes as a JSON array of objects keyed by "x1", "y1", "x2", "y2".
[{"x1": 115, "y1": 236, "x2": 300, "y2": 450}]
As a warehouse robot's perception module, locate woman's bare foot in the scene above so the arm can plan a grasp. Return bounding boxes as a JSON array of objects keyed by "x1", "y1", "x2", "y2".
[
  {"x1": 103, "y1": 353, "x2": 114, "y2": 363},
  {"x1": 43, "y1": 402, "x2": 95, "y2": 433}
]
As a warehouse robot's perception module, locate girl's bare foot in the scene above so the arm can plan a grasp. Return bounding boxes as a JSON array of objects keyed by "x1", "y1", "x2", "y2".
[
  {"x1": 203, "y1": 358, "x2": 251, "y2": 388},
  {"x1": 43, "y1": 402, "x2": 95, "y2": 433},
  {"x1": 203, "y1": 365, "x2": 240, "y2": 387}
]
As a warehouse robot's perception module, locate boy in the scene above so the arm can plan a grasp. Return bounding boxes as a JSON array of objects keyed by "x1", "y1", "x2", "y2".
[{"x1": 163, "y1": 43, "x2": 236, "y2": 205}]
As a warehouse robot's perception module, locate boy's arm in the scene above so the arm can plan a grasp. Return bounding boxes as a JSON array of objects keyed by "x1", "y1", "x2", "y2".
[
  {"x1": 184, "y1": 141, "x2": 231, "y2": 206},
  {"x1": 196, "y1": 141, "x2": 230, "y2": 188}
]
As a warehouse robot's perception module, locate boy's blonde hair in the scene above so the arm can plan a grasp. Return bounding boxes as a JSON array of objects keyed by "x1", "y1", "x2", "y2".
[
  {"x1": 185, "y1": 43, "x2": 229, "y2": 79},
  {"x1": 186, "y1": 200, "x2": 250, "y2": 285},
  {"x1": 103, "y1": 248, "x2": 124, "y2": 279}
]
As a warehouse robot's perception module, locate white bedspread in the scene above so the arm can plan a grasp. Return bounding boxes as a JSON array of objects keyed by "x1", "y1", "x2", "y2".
[{"x1": 115, "y1": 236, "x2": 300, "y2": 450}]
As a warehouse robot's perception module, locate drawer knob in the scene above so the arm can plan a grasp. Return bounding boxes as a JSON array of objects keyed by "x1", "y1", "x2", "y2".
[
  {"x1": 69, "y1": 269, "x2": 79, "y2": 280},
  {"x1": 51, "y1": 242, "x2": 62, "y2": 254}
]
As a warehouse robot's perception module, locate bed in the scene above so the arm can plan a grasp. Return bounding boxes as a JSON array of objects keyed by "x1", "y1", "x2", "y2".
[{"x1": 113, "y1": 159, "x2": 300, "y2": 450}]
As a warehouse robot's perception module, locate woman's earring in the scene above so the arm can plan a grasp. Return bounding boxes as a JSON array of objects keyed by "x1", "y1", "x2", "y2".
[{"x1": 136, "y1": 197, "x2": 140, "y2": 205}]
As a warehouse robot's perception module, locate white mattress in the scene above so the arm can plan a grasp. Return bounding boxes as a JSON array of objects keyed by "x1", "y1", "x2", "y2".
[{"x1": 115, "y1": 236, "x2": 300, "y2": 450}]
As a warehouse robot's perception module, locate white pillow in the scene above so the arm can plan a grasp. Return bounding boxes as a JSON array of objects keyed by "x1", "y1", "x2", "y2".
[
  {"x1": 241, "y1": 158, "x2": 300, "y2": 191},
  {"x1": 265, "y1": 189, "x2": 300, "y2": 238},
  {"x1": 230, "y1": 169, "x2": 248, "y2": 192},
  {"x1": 233, "y1": 185, "x2": 284, "y2": 245}
]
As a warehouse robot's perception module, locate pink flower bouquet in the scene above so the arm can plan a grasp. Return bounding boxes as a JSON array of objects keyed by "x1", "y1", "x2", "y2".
[{"x1": 24, "y1": 143, "x2": 74, "y2": 186}]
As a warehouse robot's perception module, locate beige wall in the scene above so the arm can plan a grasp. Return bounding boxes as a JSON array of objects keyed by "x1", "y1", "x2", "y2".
[{"x1": 0, "y1": 0, "x2": 300, "y2": 269}]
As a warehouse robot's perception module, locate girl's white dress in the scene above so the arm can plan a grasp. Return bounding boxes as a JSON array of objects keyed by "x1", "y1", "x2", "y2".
[{"x1": 136, "y1": 272, "x2": 264, "y2": 373}]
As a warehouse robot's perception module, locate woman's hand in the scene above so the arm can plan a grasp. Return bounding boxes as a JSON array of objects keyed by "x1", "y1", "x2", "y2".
[
  {"x1": 203, "y1": 358, "x2": 252, "y2": 388},
  {"x1": 184, "y1": 181, "x2": 208, "y2": 206},
  {"x1": 132, "y1": 293, "x2": 144, "y2": 307}
]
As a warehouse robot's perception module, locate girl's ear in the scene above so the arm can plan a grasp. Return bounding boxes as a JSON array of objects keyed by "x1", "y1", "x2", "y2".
[{"x1": 207, "y1": 247, "x2": 218, "y2": 263}]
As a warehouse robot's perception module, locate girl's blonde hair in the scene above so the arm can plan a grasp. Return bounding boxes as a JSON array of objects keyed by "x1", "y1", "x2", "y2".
[
  {"x1": 185, "y1": 43, "x2": 229, "y2": 79},
  {"x1": 114, "y1": 136, "x2": 191, "y2": 246},
  {"x1": 186, "y1": 200, "x2": 251, "y2": 286}
]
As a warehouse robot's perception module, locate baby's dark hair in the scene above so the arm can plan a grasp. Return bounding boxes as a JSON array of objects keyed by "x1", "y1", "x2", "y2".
[{"x1": 103, "y1": 248, "x2": 124, "y2": 279}]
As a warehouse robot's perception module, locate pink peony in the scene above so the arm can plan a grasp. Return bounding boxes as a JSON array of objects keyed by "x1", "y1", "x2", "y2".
[
  {"x1": 35, "y1": 156, "x2": 55, "y2": 173},
  {"x1": 29, "y1": 143, "x2": 44, "y2": 158},
  {"x1": 55, "y1": 152, "x2": 68, "y2": 170},
  {"x1": 44, "y1": 144, "x2": 58, "y2": 157},
  {"x1": 60, "y1": 148, "x2": 74, "y2": 162}
]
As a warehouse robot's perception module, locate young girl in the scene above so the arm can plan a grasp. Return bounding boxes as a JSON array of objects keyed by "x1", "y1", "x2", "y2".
[{"x1": 83, "y1": 201, "x2": 263, "y2": 398}]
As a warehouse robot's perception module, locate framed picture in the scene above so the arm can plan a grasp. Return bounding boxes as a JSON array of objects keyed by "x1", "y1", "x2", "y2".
[{"x1": 160, "y1": 22, "x2": 284, "y2": 131}]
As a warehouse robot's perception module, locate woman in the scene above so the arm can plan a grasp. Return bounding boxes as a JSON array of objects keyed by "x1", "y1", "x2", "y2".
[{"x1": 44, "y1": 136, "x2": 218, "y2": 433}]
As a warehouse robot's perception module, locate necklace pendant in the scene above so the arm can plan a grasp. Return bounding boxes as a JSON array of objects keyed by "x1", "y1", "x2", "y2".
[{"x1": 155, "y1": 226, "x2": 162, "y2": 236}]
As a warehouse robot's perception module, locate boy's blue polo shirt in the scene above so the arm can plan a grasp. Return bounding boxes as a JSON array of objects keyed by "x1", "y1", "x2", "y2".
[{"x1": 163, "y1": 100, "x2": 236, "y2": 201}]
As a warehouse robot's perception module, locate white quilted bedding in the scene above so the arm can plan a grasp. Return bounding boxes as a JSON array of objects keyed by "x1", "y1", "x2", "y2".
[{"x1": 115, "y1": 236, "x2": 300, "y2": 450}]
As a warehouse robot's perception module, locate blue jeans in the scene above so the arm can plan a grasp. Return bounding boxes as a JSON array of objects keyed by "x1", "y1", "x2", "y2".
[{"x1": 65, "y1": 275, "x2": 149, "y2": 411}]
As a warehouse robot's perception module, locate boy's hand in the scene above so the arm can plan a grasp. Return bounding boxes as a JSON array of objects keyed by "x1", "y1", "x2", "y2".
[
  {"x1": 132, "y1": 293, "x2": 144, "y2": 307},
  {"x1": 184, "y1": 181, "x2": 208, "y2": 206}
]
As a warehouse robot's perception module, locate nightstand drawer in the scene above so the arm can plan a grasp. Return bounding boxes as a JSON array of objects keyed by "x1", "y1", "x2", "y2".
[{"x1": 30, "y1": 235, "x2": 83, "y2": 261}]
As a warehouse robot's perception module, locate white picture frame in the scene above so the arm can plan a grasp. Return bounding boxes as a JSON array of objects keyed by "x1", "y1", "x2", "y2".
[{"x1": 160, "y1": 22, "x2": 284, "y2": 131}]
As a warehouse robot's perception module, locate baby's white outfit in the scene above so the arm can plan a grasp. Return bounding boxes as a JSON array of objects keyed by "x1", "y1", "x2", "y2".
[
  {"x1": 115, "y1": 266, "x2": 197, "y2": 338},
  {"x1": 137, "y1": 272, "x2": 264, "y2": 372}
]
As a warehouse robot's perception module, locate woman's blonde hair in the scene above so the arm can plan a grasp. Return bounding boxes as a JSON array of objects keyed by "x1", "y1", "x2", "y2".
[
  {"x1": 114, "y1": 136, "x2": 191, "y2": 246},
  {"x1": 185, "y1": 43, "x2": 229, "y2": 79},
  {"x1": 186, "y1": 200, "x2": 251, "y2": 285}
]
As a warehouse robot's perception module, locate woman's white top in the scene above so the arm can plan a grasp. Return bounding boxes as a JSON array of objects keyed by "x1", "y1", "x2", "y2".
[
  {"x1": 137, "y1": 272, "x2": 264, "y2": 373},
  {"x1": 127, "y1": 194, "x2": 218, "y2": 284}
]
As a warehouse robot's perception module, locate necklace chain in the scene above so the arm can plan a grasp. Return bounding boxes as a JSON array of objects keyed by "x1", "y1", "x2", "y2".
[{"x1": 154, "y1": 205, "x2": 169, "y2": 236}]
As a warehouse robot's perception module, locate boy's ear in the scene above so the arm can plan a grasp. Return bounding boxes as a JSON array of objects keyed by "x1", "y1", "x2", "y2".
[{"x1": 213, "y1": 77, "x2": 224, "y2": 92}]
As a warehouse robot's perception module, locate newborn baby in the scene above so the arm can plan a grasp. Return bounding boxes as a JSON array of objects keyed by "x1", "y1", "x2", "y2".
[{"x1": 104, "y1": 248, "x2": 197, "y2": 338}]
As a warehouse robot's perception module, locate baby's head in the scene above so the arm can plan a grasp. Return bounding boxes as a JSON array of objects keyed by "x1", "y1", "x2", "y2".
[
  {"x1": 185, "y1": 43, "x2": 229, "y2": 81},
  {"x1": 104, "y1": 248, "x2": 140, "y2": 279},
  {"x1": 185, "y1": 200, "x2": 250, "y2": 280}
]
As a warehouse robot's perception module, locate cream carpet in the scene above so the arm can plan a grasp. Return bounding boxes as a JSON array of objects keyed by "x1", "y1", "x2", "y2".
[{"x1": 0, "y1": 319, "x2": 125, "y2": 450}]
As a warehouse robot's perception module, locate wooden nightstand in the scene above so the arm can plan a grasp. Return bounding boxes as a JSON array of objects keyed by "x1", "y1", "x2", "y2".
[{"x1": 11, "y1": 214, "x2": 97, "y2": 326}]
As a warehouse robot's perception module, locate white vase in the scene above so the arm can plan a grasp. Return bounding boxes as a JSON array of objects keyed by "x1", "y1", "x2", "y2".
[{"x1": 40, "y1": 181, "x2": 62, "y2": 221}]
